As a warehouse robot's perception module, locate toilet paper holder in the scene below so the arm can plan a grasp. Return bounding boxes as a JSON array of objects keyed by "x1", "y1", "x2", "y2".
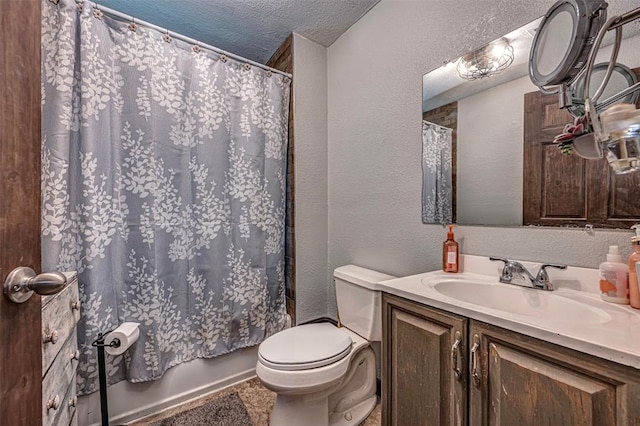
[
  {"x1": 92, "y1": 331, "x2": 121, "y2": 350},
  {"x1": 91, "y1": 330, "x2": 120, "y2": 426}
]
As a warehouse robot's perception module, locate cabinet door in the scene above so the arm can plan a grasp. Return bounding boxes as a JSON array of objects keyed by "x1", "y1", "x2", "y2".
[
  {"x1": 382, "y1": 294, "x2": 467, "y2": 426},
  {"x1": 469, "y1": 320, "x2": 640, "y2": 426}
]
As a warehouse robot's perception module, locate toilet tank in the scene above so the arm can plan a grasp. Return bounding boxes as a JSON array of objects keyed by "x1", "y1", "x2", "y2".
[{"x1": 334, "y1": 265, "x2": 396, "y2": 341}]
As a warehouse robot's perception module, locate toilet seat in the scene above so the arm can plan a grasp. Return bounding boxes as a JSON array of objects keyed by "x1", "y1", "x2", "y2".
[{"x1": 258, "y1": 323, "x2": 353, "y2": 371}]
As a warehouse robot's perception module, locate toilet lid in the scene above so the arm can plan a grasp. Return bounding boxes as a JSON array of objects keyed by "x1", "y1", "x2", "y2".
[{"x1": 258, "y1": 323, "x2": 353, "y2": 371}]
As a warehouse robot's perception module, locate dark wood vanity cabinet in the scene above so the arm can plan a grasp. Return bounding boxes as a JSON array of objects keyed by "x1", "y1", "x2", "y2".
[
  {"x1": 468, "y1": 321, "x2": 640, "y2": 425},
  {"x1": 382, "y1": 294, "x2": 640, "y2": 426},
  {"x1": 382, "y1": 294, "x2": 467, "y2": 425}
]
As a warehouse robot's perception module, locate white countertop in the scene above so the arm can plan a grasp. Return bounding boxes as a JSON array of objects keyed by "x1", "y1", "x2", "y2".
[{"x1": 377, "y1": 255, "x2": 640, "y2": 369}]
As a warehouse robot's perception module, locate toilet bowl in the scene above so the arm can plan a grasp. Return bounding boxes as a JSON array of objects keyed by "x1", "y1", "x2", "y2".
[{"x1": 256, "y1": 265, "x2": 396, "y2": 426}]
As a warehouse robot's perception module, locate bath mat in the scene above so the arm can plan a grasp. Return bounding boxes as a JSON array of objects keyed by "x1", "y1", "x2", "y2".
[{"x1": 150, "y1": 392, "x2": 253, "y2": 426}]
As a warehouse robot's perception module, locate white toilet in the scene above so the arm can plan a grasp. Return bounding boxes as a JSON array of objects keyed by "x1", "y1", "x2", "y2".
[{"x1": 256, "y1": 265, "x2": 396, "y2": 426}]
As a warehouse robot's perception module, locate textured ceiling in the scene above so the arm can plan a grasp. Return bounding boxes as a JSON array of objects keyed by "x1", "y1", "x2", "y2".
[
  {"x1": 94, "y1": 0, "x2": 379, "y2": 63},
  {"x1": 422, "y1": 0, "x2": 640, "y2": 111}
]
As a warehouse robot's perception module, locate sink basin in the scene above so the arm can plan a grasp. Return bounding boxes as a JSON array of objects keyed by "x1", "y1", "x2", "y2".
[{"x1": 427, "y1": 279, "x2": 611, "y2": 325}]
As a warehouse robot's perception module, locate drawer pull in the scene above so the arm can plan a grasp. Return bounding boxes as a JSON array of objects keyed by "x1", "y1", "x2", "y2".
[
  {"x1": 471, "y1": 334, "x2": 481, "y2": 387},
  {"x1": 70, "y1": 350, "x2": 80, "y2": 361},
  {"x1": 71, "y1": 300, "x2": 80, "y2": 311},
  {"x1": 451, "y1": 330, "x2": 462, "y2": 380},
  {"x1": 43, "y1": 330, "x2": 58, "y2": 344},
  {"x1": 47, "y1": 395, "x2": 60, "y2": 411},
  {"x1": 68, "y1": 397, "x2": 77, "y2": 408}
]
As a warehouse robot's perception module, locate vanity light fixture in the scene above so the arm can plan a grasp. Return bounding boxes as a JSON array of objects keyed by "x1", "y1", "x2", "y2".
[{"x1": 456, "y1": 38, "x2": 514, "y2": 81}]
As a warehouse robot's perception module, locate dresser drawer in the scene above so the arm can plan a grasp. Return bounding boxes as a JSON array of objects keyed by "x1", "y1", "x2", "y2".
[
  {"x1": 43, "y1": 373, "x2": 77, "y2": 426},
  {"x1": 42, "y1": 329, "x2": 78, "y2": 426},
  {"x1": 42, "y1": 278, "x2": 80, "y2": 374}
]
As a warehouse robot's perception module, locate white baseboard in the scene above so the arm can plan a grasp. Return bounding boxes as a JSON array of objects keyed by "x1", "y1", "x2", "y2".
[
  {"x1": 114, "y1": 369, "x2": 256, "y2": 425},
  {"x1": 78, "y1": 346, "x2": 260, "y2": 426}
]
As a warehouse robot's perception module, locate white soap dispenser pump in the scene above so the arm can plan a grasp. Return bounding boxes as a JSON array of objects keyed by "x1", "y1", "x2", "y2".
[{"x1": 599, "y1": 245, "x2": 629, "y2": 304}]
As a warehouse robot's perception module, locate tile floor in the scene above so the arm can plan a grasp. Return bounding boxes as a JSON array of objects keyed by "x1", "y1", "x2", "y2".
[{"x1": 128, "y1": 377, "x2": 381, "y2": 426}]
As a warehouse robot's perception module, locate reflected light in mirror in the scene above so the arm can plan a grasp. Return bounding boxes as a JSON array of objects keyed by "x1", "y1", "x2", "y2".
[{"x1": 456, "y1": 38, "x2": 514, "y2": 81}]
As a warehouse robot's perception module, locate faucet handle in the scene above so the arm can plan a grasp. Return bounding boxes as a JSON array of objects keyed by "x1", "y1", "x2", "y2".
[
  {"x1": 538, "y1": 263, "x2": 567, "y2": 273},
  {"x1": 536, "y1": 263, "x2": 567, "y2": 285},
  {"x1": 490, "y1": 257, "x2": 511, "y2": 281}
]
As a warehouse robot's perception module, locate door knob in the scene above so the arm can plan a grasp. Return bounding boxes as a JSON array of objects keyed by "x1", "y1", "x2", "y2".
[{"x1": 3, "y1": 267, "x2": 67, "y2": 304}]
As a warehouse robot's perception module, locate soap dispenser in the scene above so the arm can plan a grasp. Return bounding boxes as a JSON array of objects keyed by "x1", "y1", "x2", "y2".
[
  {"x1": 442, "y1": 225, "x2": 459, "y2": 273},
  {"x1": 628, "y1": 225, "x2": 640, "y2": 309},
  {"x1": 599, "y1": 245, "x2": 629, "y2": 304}
]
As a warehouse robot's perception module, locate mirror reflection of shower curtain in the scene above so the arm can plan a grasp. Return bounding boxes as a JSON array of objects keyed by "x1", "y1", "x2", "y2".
[{"x1": 422, "y1": 121, "x2": 453, "y2": 224}]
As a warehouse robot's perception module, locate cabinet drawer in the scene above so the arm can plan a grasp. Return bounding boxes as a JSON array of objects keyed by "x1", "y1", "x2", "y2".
[
  {"x1": 42, "y1": 330, "x2": 78, "y2": 426},
  {"x1": 42, "y1": 279, "x2": 80, "y2": 374},
  {"x1": 43, "y1": 375, "x2": 77, "y2": 426}
]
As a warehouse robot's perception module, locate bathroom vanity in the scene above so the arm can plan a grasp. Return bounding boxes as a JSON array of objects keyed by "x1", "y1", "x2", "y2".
[{"x1": 379, "y1": 256, "x2": 640, "y2": 425}]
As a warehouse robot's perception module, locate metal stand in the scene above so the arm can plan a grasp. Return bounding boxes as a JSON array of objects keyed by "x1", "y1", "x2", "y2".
[{"x1": 92, "y1": 331, "x2": 121, "y2": 426}]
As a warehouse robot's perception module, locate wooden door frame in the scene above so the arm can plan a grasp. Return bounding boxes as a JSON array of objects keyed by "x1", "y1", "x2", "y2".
[{"x1": 0, "y1": 1, "x2": 43, "y2": 424}]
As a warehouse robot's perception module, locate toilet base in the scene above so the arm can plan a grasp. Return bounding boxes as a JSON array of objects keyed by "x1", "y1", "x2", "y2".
[
  {"x1": 270, "y1": 394, "x2": 377, "y2": 426},
  {"x1": 329, "y1": 394, "x2": 377, "y2": 426},
  {"x1": 270, "y1": 393, "x2": 328, "y2": 426},
  {"x1": 267, "y1": 344, "x2": 377, "y2": 426}
]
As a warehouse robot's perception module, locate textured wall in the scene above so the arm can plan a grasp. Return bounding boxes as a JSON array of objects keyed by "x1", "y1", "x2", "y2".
[
  {"x1": 292, "y1": 34, "x2": 330, "y2": 324},
  {"x1": 456, "y1": 75, "x2": 535, "y2": 225},
  {"x1": 325, "y1": 0, "x2": 636, "y2": 318}
]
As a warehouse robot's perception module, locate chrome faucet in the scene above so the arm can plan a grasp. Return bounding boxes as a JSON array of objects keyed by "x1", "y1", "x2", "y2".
[{"x1": 489, "y1": 257, "x2": 567, "y2": 291}]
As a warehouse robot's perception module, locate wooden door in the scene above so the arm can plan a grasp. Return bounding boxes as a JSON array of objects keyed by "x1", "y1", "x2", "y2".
[
  {"x1": 0, "y1": 1, "x2": 43, "y2": 425},
  {"x1": 523, "y1": 90, "x2": 640, "y2": 228},
  {"x1": 469, "y1": 321, "x2": 640, "y2": 426},
  {"x1": 382, "y1": 294, "x2": 467, "y2": 426}
]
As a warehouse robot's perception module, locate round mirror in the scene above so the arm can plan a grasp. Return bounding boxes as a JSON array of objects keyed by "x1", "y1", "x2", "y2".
[
  {"x1": 569, "y1": 63, "x2": 639, "y2": 116},
  {"x1": 533, "y1": 9, "x2": 575, "y2": 77},
  {"x1": 529, "y1": 0, "x2": 608, "y2": 88}
]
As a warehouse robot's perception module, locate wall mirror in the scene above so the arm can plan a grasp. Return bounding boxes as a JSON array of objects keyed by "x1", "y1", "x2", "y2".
[{"x1": 422, "y1": 16, "x2": 640, "y2": 228}]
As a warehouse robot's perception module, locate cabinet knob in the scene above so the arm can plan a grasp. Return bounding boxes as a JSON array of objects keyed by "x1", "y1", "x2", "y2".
[
  {"x1": 70, "y1": 349, "x2": 80, "y2": 361},
  {"x1": 47, "y1": 395, "x2": 60, "y2": 411},
  {"x1": 71, "y1": 300, "x2": 80, "y2": 311},
  {"x1": 43, "y1": 329, "x2": 58, "y2": 345},
  {"x1": 68, "y1": 396, "x2": 77, "y2": 408}
]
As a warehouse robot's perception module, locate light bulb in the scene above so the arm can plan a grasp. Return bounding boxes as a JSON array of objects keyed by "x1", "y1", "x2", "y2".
[{"x1": 490, "y1": 43, "x2": 505, "y2": 60}]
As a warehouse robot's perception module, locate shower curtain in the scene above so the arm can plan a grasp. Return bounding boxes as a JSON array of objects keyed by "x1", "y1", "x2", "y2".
[
  {"x1": 41, "y1": 0, "x2": 290, "y2": 395},
  {"x1": 422, "y1": 121, "x2": 453, "y2": 224}
]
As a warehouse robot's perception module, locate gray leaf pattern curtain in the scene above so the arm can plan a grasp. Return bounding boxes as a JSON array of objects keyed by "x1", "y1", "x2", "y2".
[
  {"x1": 422, "y1": 121, "x2": 453, "y2": 224},
  {"x1": 41, "y1": 0, "x2": 290, "y2": 395}
]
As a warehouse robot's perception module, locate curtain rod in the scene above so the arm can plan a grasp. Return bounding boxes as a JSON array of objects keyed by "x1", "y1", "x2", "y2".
[
  {"x1": 423, "y1": 120, "x2": 453, "y2": 132},
  {"x1": 73, "y1": 1, "x2": 292, "y2": 78}
]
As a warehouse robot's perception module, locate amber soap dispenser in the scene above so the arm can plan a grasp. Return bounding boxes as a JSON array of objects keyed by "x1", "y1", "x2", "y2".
[{"x1": 443, "y1": 225, "x2": 459, "y2": 273}]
